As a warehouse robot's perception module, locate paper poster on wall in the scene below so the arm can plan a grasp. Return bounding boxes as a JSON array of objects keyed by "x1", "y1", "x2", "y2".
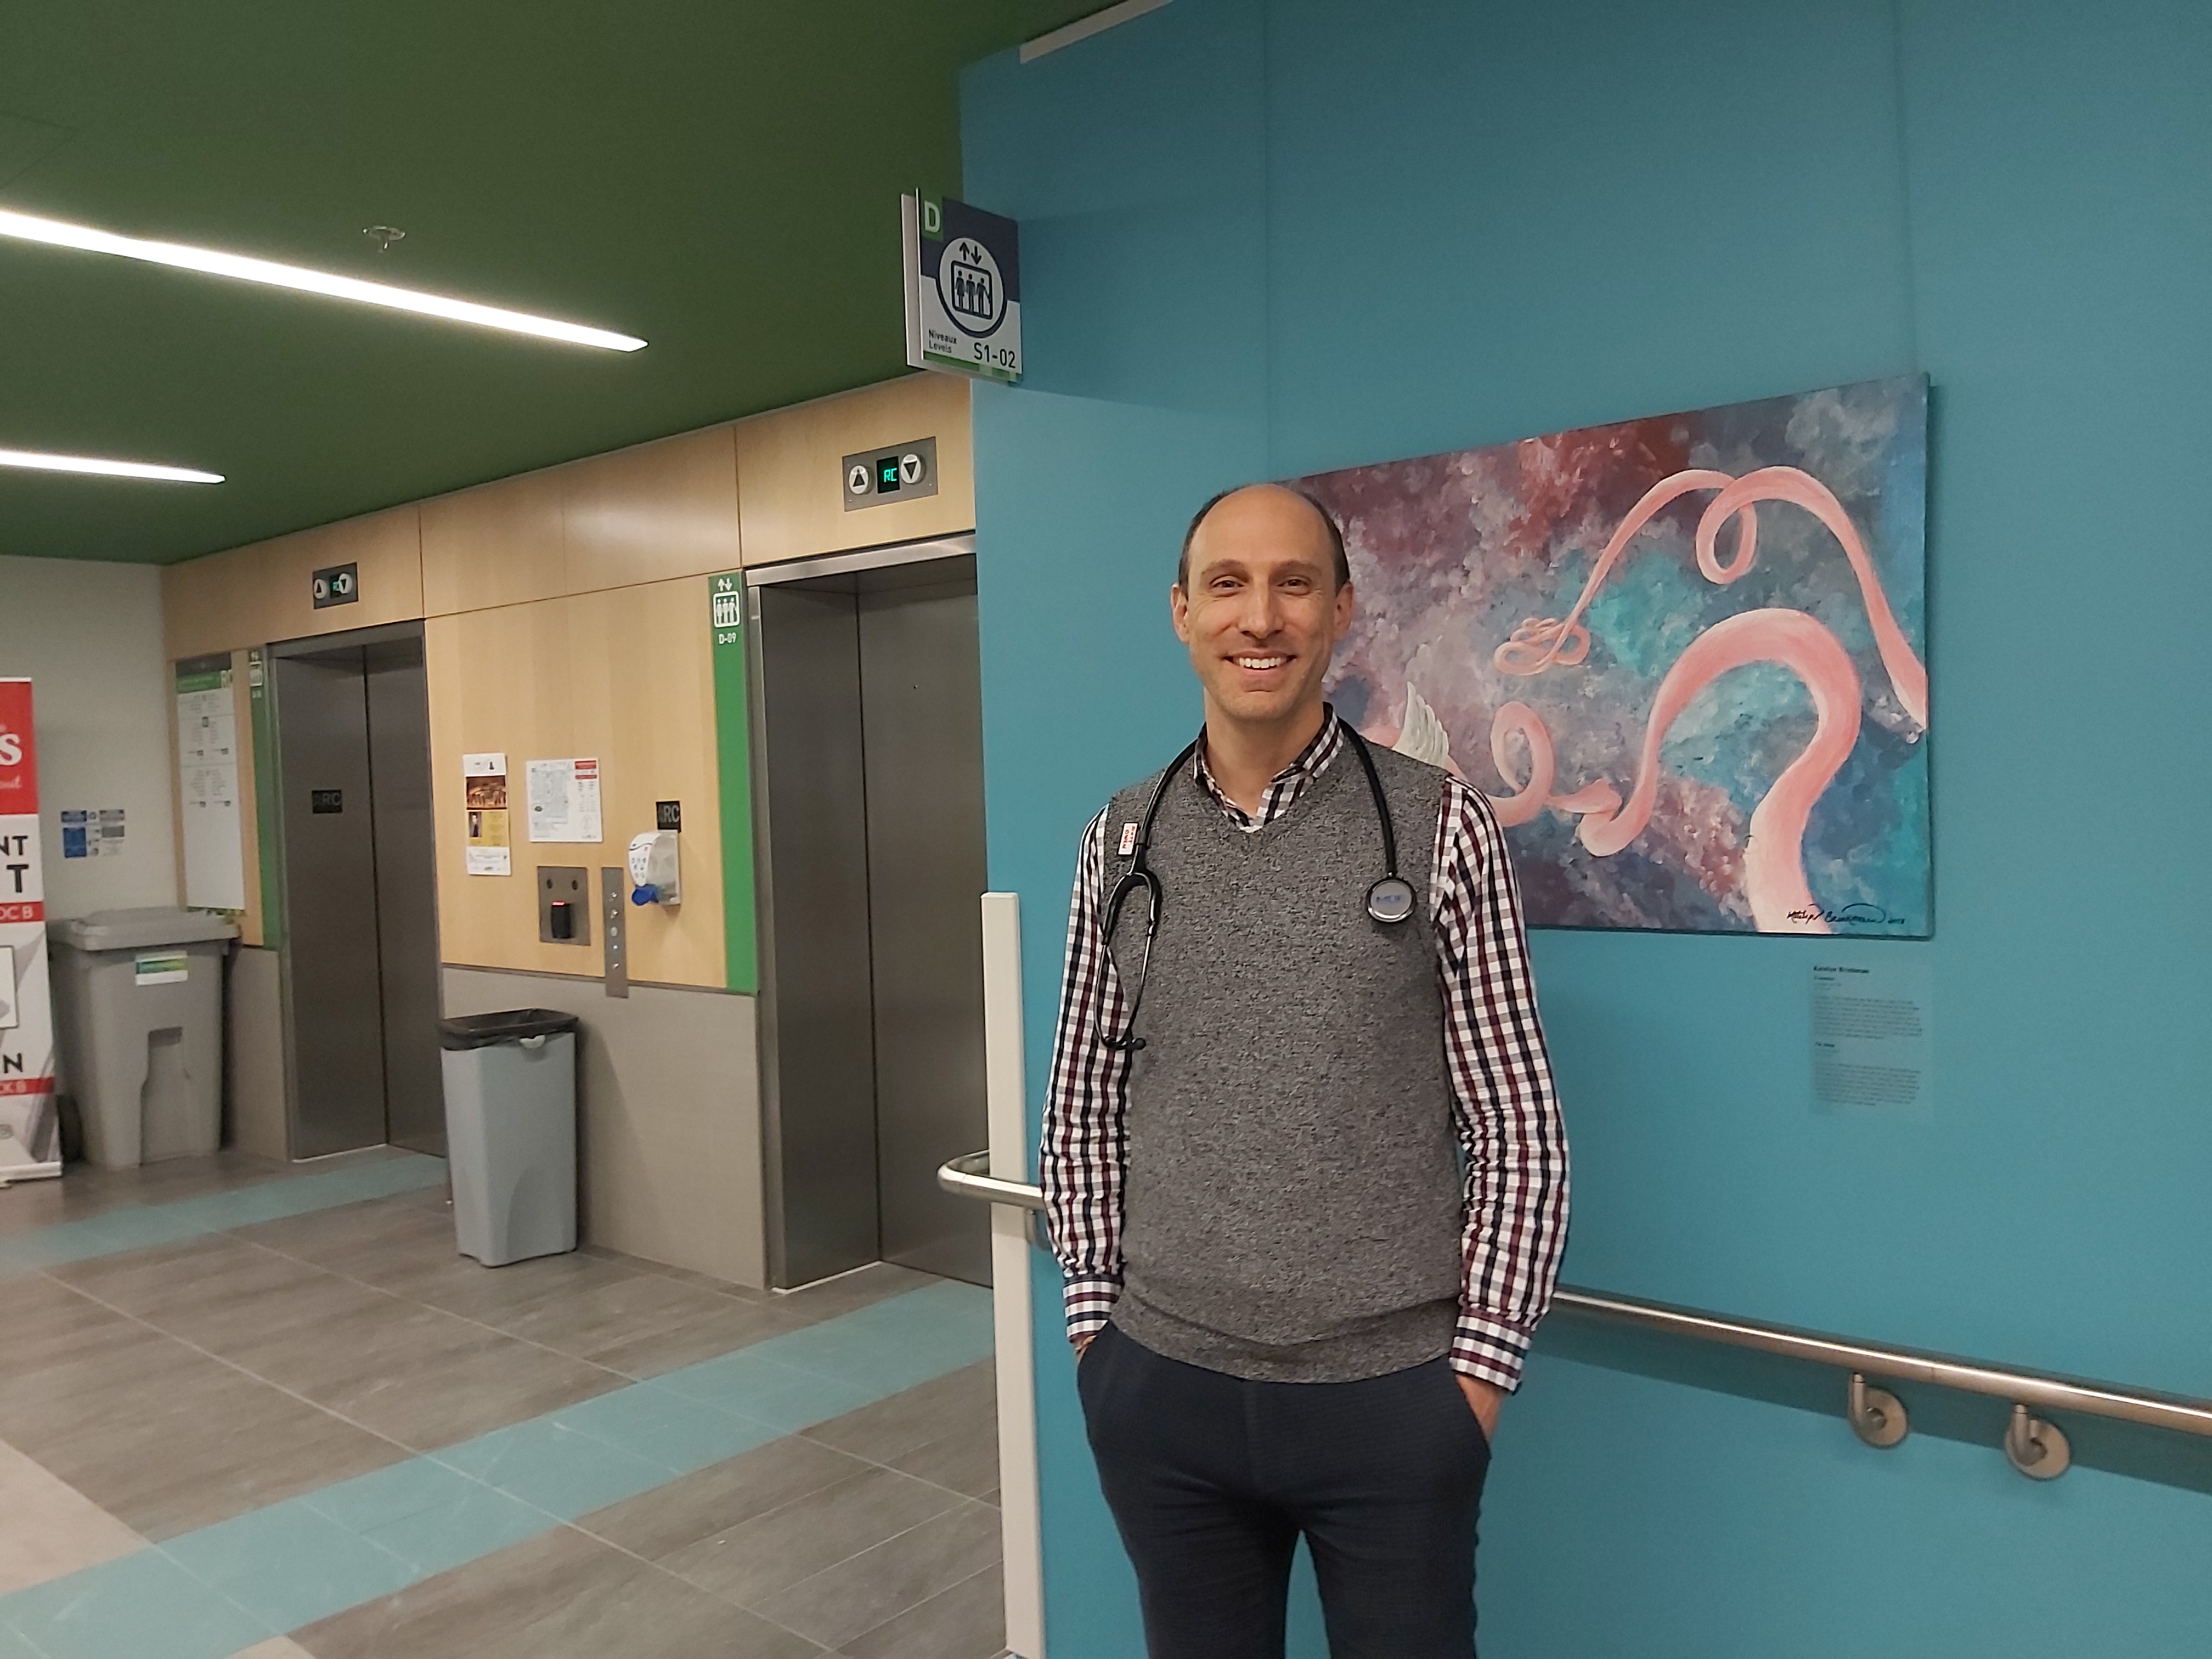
[
  {"x1": 466, "y1": 809, "x2": 512, "y2": 876},
  {"x1": 1810, "y1": 959, "x2": 1931, "y2": 1109},
  {"x1": 464, "y1": 757, "x2": 512, "y2": 874},
  {"x1": 58, "y1": 808, "x2": 125, "y2": 859},
  {"x1": 176, "y1": 658, "x2": 246, "y2": 911},
  {"x1": 526, "y1": 758, "x2": 601, "y2": 843},
  {"x1": 1303, "y1": 375, "x2": 1929, "y2": 937}
]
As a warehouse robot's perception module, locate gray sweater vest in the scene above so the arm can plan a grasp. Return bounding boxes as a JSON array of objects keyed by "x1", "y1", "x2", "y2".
[{"x1": 1103, "y1": 741, "x2": 1463, "y2": 1383}]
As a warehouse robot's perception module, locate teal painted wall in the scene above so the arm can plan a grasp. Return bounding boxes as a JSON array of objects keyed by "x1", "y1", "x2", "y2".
[{"x1": 963, "y1": 1, "x2": 2211, "y2": 1653}]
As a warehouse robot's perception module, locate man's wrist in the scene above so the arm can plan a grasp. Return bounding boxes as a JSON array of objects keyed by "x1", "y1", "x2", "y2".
[
  {"x1": 1451, "y1": 1310, "x2": 1532, "y2": 1392},
  {"x1": 1063, "y1": 1273, "x2": 1121, "y2": 1344}
]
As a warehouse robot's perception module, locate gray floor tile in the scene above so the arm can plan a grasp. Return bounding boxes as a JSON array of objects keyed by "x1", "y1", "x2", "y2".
[
  {"x1": 316, "y1": 1328, "x2": 625, "y2": 1451},
  {"x1": 118, "y1": 1257, "x2": 398, "y2": 1357},
  {"x1": 218, "y1": 1294, "x2": 503, "y2": 1402},
  {"x1": 48, "y1": 1232, "x2": 304, "y2": 1315},
  {"x1": 380, "y1": 1251, "x2": 640, "y2": 1324},
  {"x1": 663, "y1": 1466, "x2": 964, "y2": 1609},
  {"x1": 750, "y1": 1500, "x2": 1001, "y2": 1650},
  {"x1": 839, "y1": 1562, "x2": 1005, "y2": 1659},
  {"x1": 230, "y1": 1199, "x2": 460, "y2": 1280},
  {"x1": 294, "y1": 1522, "x2": 825, "y2": 1659},
  {"x1": 0, "y1": 1277, "x2": 146, "y2": 1380},
  {"x1": 483, "y1": 1267, "x2": 744, "y2": 1357},
  {"x1": 578, "y1": 1435, "x2": 870, "y2": 1561},
  {"x1": 802, "y1": 1361, "x2": 994, "y2": 1464},
  {"x1": 889, "y1": 1419, "x2": 1000, "y2": 1500},
  {"x1": 580, "y1": 1247, "x2": 773, "y2": 1304},
  {"x1": 3, "y1": 1344, "x2": 405, "y2": 1537},
  {"x1": 0, "y1": 1319, "x2": 213, "y2": 1435},
  {"x1": 584, "y1": 1297, "x2": 811, "y2": 1379}
]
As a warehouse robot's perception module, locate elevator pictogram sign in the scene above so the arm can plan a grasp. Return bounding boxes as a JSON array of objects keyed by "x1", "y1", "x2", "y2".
[{"x1": 904, "y1": 194, "x2": 1022, "y2": 385}]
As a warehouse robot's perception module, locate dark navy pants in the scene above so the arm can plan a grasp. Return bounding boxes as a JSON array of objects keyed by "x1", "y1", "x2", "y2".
[{"x1": 1078, "y1": 1322, "x2": 1489, "y2": 1659}]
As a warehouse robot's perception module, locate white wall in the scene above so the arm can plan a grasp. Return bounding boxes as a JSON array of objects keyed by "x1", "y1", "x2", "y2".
[{"x1": 0, "y1": 556, "x2": 177, "y2": 920}]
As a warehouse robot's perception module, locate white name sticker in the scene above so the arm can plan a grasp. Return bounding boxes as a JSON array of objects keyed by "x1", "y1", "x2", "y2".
[{"x1": 1118, "y1": 822, "x2": 1138, "y2": 857}]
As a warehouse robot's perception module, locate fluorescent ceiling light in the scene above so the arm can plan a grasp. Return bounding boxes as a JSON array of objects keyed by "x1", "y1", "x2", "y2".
[
  {"x1": 0, "y1": 448, "x2": 223, "y2": 484},
  {"x1": 0, "y1": 207, "x2": 647, "y2": 352}
]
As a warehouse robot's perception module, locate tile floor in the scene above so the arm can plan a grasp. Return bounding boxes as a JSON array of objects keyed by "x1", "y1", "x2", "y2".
[{"x1": 0, "y1": 1154, "x2": 1006, "y2": 1659}]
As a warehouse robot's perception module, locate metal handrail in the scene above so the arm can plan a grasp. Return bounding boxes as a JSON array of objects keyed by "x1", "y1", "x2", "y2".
[{"x1": 937, "y1": 1150, "x2": 2212, "y2": 1477}]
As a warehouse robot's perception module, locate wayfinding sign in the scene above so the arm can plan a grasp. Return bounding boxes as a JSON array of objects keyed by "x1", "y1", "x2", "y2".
[
  {"x1": 904, "y1": 194, "x2": 1022, "y2": 384},
  {"x1": 0, "y1": 678, "x2": 60, "y2": 1184}
]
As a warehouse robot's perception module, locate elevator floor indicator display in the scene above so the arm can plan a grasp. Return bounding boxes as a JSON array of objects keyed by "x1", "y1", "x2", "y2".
[{"x1": 840, "y1": 436, "x2": 939, "y2": 511}]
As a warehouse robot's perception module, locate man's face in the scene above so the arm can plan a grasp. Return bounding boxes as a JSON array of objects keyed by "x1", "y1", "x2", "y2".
[{"x1": 1172, "y1": 486, "x2": 1355, "y2": 731}]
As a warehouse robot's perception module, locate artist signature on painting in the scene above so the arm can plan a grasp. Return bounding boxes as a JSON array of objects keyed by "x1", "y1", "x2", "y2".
[{"x1": 1787, "y1": 902, "x2": 1909, "y2": 930}]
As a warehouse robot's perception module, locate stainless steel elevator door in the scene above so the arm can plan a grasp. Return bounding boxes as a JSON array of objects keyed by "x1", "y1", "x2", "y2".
[
  {"x1": 859, "y1": 568, "x2": 989, "y2": 1285},
  {"x1": 755, "y1": 584, "x2": 881, "y2": 1286},
  {"x1": 273, "y1": 652, "x2": 388, "y2": 1158},
  {"x1": 272, "y1": 627, "x2": 442, "y2": 1161},
  {"x1": 364, "y1": 639, "x2": 443, "y2": 1155},
  {"x1": 753, "y1": 550, "x2": 990, "y2": 1290}
]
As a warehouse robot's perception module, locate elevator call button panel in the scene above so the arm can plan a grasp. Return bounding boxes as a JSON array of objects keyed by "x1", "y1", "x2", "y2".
[
  {"x1": 840, "y1": 436, "x2": 938, "y2": 511},
  {"x1": 538, "y1": 866, "x2": 590, "y2": 945},
  {"x1": 311, "y1": 562, "x2": 359, "y2": 608}
]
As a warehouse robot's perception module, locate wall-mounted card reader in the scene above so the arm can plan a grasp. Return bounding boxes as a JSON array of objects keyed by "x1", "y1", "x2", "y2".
[{"x1": 538, "y1": 866, "x2": 590, "y2": 945}]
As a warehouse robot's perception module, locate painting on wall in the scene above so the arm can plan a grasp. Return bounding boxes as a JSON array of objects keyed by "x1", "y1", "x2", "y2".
[{"x1": 1301, "y1": 375, "x2": 1929, "y2": 936}]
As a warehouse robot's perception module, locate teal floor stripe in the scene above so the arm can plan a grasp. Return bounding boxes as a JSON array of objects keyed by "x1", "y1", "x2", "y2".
[
  {"x1": 0, "y1": 1278, "x2": 995, "y2": 1658},
  {"x1": 0, "y1": 1155, "x2": 449, "y2": 1278}
]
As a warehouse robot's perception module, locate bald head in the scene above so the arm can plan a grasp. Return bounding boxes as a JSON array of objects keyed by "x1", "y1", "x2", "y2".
[{"x1": 1178, "y1": 484, "x2": 1350, "y2": 592}]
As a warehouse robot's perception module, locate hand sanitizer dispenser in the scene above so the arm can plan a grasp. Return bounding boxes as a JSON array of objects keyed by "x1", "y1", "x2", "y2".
[{"x1": 627, "y1": 831, "x2": 680, "y2": 907}]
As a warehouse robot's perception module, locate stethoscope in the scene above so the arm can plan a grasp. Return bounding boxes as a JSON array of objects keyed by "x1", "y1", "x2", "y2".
[{"x1": 1100, "y1": 725, "x2": 1415, "y2": 1051}]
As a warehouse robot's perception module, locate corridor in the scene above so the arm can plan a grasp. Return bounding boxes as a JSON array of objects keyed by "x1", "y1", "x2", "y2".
[{"x1": 0, "y1": 1153, "x2": 1003, "y2": 1659}]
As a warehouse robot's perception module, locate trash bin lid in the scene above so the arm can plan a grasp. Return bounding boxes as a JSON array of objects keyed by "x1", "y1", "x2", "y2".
[
  {"x1": 438, "y1": 1009, "x2": 582, "y2": 1051},
  {"x1": 49, "y1": 907, "x2": 240, "y2": 951}
]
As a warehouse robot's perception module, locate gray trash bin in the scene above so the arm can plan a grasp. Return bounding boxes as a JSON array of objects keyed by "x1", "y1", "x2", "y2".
[
  {"x1": 48, "y1": 907, "x2": 238, "y2": 1169},
  {"x1": 439, "y1": 1009, "x2": 580, "y2": 1266}
]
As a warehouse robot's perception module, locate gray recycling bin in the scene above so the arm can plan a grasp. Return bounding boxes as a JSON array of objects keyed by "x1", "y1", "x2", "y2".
[
  {"x1": 48, "y1": 907, "x2": 238, "y2": 1169},
  {"x1": 439, "y1": 1009, "x2": 581, "y2": 1266}
]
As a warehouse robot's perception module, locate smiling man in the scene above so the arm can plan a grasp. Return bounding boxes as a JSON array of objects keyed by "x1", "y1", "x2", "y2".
[{"x1": 1040, "y1": 483, "x2": 1570, "y2": 1659}]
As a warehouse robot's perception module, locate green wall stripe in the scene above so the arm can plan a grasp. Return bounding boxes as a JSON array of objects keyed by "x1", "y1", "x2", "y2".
[{"x1": 710, "y1": 572, "x2": 757, "y2": 994}]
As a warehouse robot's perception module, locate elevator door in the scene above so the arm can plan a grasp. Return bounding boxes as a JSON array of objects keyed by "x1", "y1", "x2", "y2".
[
  {"x1": 860, "y1": 569, "x2": 990, "y2": 1283},
  {"x1": 754, "y1": 549, "x2": 990, "y2": 1288},
  {"x1": 272, "y1": 629, "x2": 442, "y2": 1158}
]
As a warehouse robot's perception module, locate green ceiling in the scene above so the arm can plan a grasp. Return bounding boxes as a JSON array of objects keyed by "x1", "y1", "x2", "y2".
[{"x1": 0, "y1": 1, "x2": 1096, "y2": 563}]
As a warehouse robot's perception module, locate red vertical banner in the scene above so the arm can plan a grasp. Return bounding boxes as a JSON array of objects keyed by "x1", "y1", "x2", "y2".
[{"x1": 0, "y1": 677, "x2": 61, "y2": 1181}]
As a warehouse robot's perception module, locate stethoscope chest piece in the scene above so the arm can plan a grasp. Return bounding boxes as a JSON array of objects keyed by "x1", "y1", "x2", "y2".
[{"x1": 1365, "y1": 876, "x2": 1417, "y2": 926}]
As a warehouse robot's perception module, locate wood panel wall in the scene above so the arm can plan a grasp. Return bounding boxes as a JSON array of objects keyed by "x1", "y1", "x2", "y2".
[
  {"x1": 425, "y1": 577, "x2": 724, "y2": 987},
  {"x1": 734, "y1": 371, "x2": 974, "y2": 566},
  {"x1": 160, "y1": 373, "x2": 972, "y2": 984},
  {"x1": 161, "y1": 507, "x2": 424, "y2": 663}
]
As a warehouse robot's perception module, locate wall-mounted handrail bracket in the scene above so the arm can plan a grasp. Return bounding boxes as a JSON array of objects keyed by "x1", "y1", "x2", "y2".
[
  {"x1": 1848, "y1": 1371, "x2": 1909, "y2": 1448},
  {"x1": 2004, "y1": 1402, "x2": 2070, "y2": 1480}
]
